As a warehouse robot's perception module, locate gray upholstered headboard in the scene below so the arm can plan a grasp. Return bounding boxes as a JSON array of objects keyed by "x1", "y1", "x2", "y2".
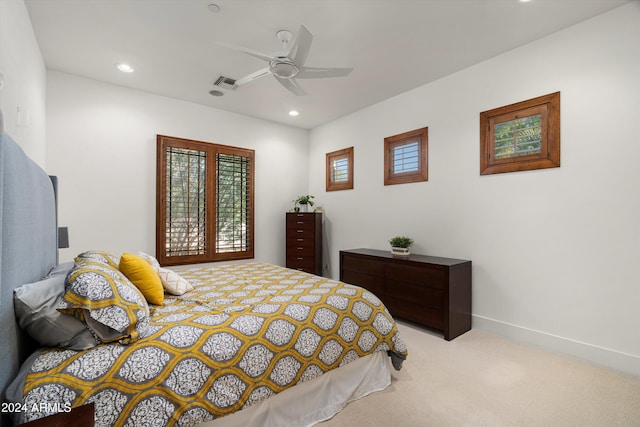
[{"x1": 0, "y1": 108, "x2": 58, "y2": 425}]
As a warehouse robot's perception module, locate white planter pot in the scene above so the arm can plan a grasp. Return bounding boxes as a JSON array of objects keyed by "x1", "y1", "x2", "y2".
[{"x1": 391, "y1": 247, "x2": 410, "y2": 256}]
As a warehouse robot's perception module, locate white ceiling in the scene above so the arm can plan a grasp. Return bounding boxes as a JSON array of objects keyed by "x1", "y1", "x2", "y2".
[{"x1": 25, "y1": 0, "x2": 630, "y2": 130}]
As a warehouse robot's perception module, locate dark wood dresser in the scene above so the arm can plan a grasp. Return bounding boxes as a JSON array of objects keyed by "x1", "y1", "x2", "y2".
[
  {"x1": 340, "y1": 248, "x2": 471, "y2": 340},
  {"x1": 286, "y1": 212, "x2": 322, "y2": 275}
]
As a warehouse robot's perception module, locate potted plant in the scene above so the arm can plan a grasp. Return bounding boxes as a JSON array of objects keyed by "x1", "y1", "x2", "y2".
[
  {"x1": 293, "y1": 195, "x2": 315, "y2": 212},
  {"x1": 389, "y1": 235, "x2": 414, "y2": 256}
]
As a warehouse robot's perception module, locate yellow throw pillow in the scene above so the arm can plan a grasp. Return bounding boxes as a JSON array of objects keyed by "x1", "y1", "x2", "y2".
[{"x1": 119, "y1": 253, "x2": 164, "y2": 305}]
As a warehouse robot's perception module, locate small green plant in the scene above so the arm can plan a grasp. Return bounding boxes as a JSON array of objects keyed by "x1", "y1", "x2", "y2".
[
  {"x1": 294, "y1": 195, "x2": 315, "y2": 207},
  {"x1": 389, "y1": 236, "x2": 414, "y2": 248}
]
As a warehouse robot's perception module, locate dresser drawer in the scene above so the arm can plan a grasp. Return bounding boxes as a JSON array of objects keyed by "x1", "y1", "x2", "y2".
[
  {"x1": 342, "y1": 270, "x2": 384, "y2": 295},
  {"x1": 286, "y1": 255, "x2": 317, "y2": 271},
  {"x1": 286, "y1": 221, "x2": 316, "y2": 234},
  {"x1": 383, "y1": 295, "x2": 444, "y2": 330},
  {"x1": 287, "y1": 213, "x2": 315, "y2": 220},
  {"x1": 286, "y1": 244, "x2": 316, "y2": 256},
  {"x1": 286, "y1": 236, "x2": 314, "y2": 247},
  {"x1": 386, "y1": 279, "x2": 444, "y2": 309},
  {"x1": 385, "y1": 263, "x2": 445, "y2": 289},
  {"x1": 287, "y1": 213, "x2": 316, "y2": 226},
  {"x1": 341, "y1": 254, "x2": 385, "y2": 276}
]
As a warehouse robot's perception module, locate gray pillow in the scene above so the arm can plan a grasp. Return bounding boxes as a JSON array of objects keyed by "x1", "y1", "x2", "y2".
[
  {"x1": 14, "y1": 271, "x2": 98, "y2": 350},
  {"x1": 46, "y1": 261, "x2": 74, "y2": 278}
]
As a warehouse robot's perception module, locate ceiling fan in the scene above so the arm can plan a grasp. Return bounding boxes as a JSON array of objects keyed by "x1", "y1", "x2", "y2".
[{"x1": 218, "y1": 25, "x2": 353, "y2": 96}]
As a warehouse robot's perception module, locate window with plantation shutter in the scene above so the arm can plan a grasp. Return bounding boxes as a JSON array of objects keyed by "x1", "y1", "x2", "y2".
[
  {"x1": 384, "y1": 127, "x2": 428, "y2": 185},
  {"x1": 480, "y1": 92, "x2": 560, "y2": 175},
  {"x1": 326, "y1": 147, "x2": 354, "y2": 191},
  {"x1": 493, "y1": 114, "x2": 542, "y2": 159},
  {"x1": 156, "y1": 135, "x2": 254, "y2": 266},
  {"x1": 393, "y1": 141, "x2": 420, "y2": 173},
  {"x1": 165, "y1": 145, "x2": 207, "y2": 257},
  {"x1": 216, "y1": 152, "x2": 251, "y2": 254}
]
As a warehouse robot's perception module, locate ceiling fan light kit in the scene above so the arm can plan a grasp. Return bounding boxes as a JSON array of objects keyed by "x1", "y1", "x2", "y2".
[
  {"x1": 218, "y1": 24, "x2": 353, "y2": 96},
  {"x1": 270, "y1": 61, "x2": 299, "y2": 79}
]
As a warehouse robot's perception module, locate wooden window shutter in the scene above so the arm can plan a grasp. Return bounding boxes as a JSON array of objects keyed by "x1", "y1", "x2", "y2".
[{"x1": 156, "y1": 135, "x2": 254, "y2": 266}]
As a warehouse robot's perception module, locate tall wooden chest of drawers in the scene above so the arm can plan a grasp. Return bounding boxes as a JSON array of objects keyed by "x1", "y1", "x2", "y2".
[
  {"x1": 340, "y1": 248, "x2": 471, "y2": 340},
  {"x1": 286, "y1": 212, "x2": 322, "y2": 275}
]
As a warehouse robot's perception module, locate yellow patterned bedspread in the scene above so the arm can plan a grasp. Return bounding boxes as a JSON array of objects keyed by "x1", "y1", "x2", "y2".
[{"x1": 20, "y1": 263, "x2": 407, "y2": 426}]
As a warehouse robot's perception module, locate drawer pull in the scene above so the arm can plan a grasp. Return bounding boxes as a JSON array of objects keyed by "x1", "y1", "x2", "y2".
[
  {"x1": 297, "y1": 247, "x2": 303, "y2": 250},
  {"x1": 297, "y1": 257, "x2": 303, "y2": 260},
  {"x1": 297, "y1": 221, "x2": 304, "y2": 224},
  {"x1": 297, "y1": 230, "x2": 304, "y2": 233},
  {"x1": 297, "y1": 238, "x2": 304, "y2": 242}
]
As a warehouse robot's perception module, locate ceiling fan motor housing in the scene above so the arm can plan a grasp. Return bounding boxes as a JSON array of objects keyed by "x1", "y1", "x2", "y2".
[{"x1": 270, "y1": 60, "x2": 299, "y2": 79}]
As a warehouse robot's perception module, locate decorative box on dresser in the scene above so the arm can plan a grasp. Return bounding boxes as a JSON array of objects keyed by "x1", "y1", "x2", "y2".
[
  {"x1": 286, "y1": 212, "x2": 322, "y2": 275},
  {"x1": 340, "y1": 248, "x2": 472, "y2": 340}
]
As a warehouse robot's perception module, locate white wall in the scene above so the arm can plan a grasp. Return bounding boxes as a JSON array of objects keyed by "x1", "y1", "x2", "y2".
[
  {"x1": 309, "y1": 2, "x2": 640, "y2": 376},
  {"x1": 46, "y1": 71, "x2": 309, "y2": 265},
  {"x1": 0, "y1": 0, "x2": 46, "y2": 166}
]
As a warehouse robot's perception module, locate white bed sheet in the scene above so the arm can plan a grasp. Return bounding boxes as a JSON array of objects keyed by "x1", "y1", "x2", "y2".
[{"x1": 201, "y1": 351, "x2": 391, "y2": 427}]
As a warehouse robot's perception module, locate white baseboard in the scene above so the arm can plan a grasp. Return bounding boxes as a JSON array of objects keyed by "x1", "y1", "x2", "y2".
[{"x1": 472, "y1": 315, "x2": 640, "y2": 379}]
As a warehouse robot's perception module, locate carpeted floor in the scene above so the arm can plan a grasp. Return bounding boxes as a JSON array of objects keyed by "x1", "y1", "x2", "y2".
[{"x1": 321, "y1": 321, "x2": 640, "y2": 426}]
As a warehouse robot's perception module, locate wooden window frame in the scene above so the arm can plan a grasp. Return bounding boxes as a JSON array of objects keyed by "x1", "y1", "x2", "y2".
[
  {"x1": 480, "y1": 92, "x2": 560, "y2": 175},
  {"x1": 384, "y1": 127, "x2": 428, "y2": 185},
  {"x1": 156, "y1": 135, "x2": 254, "y2": 266},
  {"x1": 326, "y1": 147, "x2": 354, "y2": 191}
]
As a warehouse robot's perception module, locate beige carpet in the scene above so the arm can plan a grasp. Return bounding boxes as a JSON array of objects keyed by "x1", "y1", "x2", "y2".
[{"x1": 321, "y1": 321, "x2": 640, "y2": 426}]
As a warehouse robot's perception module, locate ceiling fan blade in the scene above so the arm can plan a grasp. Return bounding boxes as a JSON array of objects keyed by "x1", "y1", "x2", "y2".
[
  {"x1": 215, "y1": 41, "x2": 277, "y2": 63},
  {"x1": 235, "y1": 67, "x2": 272, "y2": 86},
  {"x1": 275, "y1": 77, "x2": 307, "y2": 96},
  {"x1": 296, "y1": 66, "x2": 354, "y2": 79},
  {"x1": 288, "y1": 24, "x2": 313, "y2": 68}
]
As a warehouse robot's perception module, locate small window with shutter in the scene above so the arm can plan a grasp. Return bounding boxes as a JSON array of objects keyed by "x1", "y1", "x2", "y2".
[
  {"x1": 156, "y1": 135, "x2": 254, "y2": 266},
  {"x1": 480, "y1": 92, "x2": 560, "y2": 175},
  {"x1": 384, "y1": 127, "x2": 428, "y2": 185},
  {"x1": 326, "y1": 147, "x2": 354, "y2": 191}
]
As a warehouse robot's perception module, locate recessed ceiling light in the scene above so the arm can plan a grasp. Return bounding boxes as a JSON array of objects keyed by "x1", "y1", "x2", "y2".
[
  {"x1": 289, "y1": 110, "x2": 299, "y2": 117},
  {"x1": 117, "y1": 63, "x2": 134, "y2": 73},
  {"x1": 208, "y1": 3, "x2": 221, "y2": 13},
  {"x1": 209, "y1": 90, "x2": 224, "y2": 97}
]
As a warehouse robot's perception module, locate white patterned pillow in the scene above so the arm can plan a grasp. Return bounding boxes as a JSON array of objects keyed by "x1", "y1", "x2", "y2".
[
  {"x1": 137, "y1": 251, "x2": 161, "y2": 270},
  {"x1": 157, "y1": 267, "x2": 193, "y2": 296},
  {"x1": 135, "y1": 251, "x2": 193, "y2": 295}
]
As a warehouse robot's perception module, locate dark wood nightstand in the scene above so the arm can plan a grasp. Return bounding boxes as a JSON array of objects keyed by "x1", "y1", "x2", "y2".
[{"x1": 21, "y1": 403, "x2": 94, "y2": 426}]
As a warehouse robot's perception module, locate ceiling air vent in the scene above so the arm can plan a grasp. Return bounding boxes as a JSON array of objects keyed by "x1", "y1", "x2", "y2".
[{"x1": 214, "y1": 76, "x2": 237, "y2": 90}]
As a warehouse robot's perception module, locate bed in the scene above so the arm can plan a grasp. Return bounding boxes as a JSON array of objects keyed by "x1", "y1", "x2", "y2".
[{"x1": 0, "y1": 112, "x2": 407, "y2": 427}]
